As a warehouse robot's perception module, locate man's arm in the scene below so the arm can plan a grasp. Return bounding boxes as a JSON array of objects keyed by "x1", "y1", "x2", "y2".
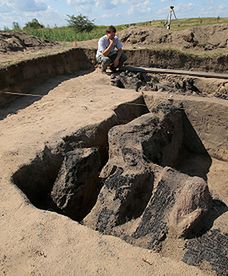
[{"x1": 102, "y1": 38, "x2": 114, "y2": 56}]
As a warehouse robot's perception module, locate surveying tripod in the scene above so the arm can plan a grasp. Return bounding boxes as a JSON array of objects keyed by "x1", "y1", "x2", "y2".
[{"x1": 165, "y1": 6, "x2": 177, "y2": 30}]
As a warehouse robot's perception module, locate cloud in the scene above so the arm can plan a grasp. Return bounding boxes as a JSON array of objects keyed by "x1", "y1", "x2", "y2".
[
  {"x1": 65, "y1": 0, "x2": 96, "y2": 14},
  {"x1": 66, "y1": 0, "x2": 95, "y2": 8},
  {"x1": 0, "y1": 3, "x2": 11, "y2": 13},
  {"x1": 66, "y1": 0, "x2": 117, "y2": 10},
  {"x1": 111, "y1": 0, "x2": 128, "y2": 4},
  {"x1": 174, "y1": 3, "x2": 193, "y2": 13},
  {"x1": 0, "y1": 0, "x2": 47, "y2": 13},
  {"x1": 127, "y1": 0, "x2": 151, "y2": 15},
  {"x1": 96, "y1": 0, "x2": 115, "y2": 9},
  {"x1": 15, "y1": 0, "x2": 47, "y2": 12},
  {"x1": 0, "y1": 2, "x2": 63, "y2": 29},
  {"x1": 67, "y1": 0, "x2": 95, "y2": 4}
]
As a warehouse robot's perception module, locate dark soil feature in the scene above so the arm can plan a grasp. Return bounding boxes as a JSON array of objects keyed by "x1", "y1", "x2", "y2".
[
  {"x1": 111, "y1": 71, "x2": 202, "y2": 95},
  {"x1": 51, "y1": 148, "x2": 102, "y2": 221},
  {"x1": 84, "y1": 107, "x2": 214, "y2": 253},
  {"x1": 183, "y1": 229, "x2": 228, "y2": 276},
  {"x1": 12, "y1": 97, "x2": 148, "y2": 219},
  {"x1": 132, "y1": 179, "x2": 173, "y2": 251},
  {"x1": 111, "y1": 70, "x2": 228, "y2": 101},
  {"x1": 215, "y1": 91, "x2": 228, "y2": 100},
  {"x1": 101, "y1": 167, "x2": 154, "y2": 228}
]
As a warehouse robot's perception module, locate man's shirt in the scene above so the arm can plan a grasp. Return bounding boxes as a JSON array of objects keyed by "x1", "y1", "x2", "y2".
[{"x1": 96, "y1": 35, "x2": 123, "y2": 58}]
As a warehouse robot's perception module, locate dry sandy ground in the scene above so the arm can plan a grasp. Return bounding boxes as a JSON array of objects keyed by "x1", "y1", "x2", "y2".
[{"x1": 0, "y1": 69, "x2": 225, "y2": 275}]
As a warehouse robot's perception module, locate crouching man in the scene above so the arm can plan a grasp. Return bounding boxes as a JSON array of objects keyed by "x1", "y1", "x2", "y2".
[{"x1": 96, "y1": 25, "x2": 127, "y2": 73}]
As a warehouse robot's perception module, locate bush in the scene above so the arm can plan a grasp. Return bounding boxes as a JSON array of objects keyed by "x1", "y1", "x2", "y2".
[
  {"x1": 24, "y1": 18, "x2": 44, "y2": 29},
  {"x1": 66, "y1": 14, "x2": 95, "y2": 32}
]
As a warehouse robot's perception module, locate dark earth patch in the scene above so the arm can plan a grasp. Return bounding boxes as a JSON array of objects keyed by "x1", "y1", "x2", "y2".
[{"x1": 183, "y1": 229, "x2": 228, "y2": 276}]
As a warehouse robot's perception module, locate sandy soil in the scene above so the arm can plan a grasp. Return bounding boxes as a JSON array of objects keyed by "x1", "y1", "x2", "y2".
[{"x1": 0, "y1": 69, "x2": 212, "y2": 275}]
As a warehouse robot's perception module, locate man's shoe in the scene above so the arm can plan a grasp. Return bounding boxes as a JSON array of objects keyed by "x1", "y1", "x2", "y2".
[
  {"x1": 101, "y1": 63, "x2": 108, "y2": 73},
  {"x1": 110, "y1": 64, "x2": 117, "y2": 73}
]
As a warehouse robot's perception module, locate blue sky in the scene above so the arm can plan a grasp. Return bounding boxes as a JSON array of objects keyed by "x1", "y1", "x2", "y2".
[{"x1": 0, "y1": 0, "x2": 227, "y2": 29}]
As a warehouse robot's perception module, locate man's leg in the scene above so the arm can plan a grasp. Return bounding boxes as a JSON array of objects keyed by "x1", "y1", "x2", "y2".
[
  {"x1": 118, "y1": 52, "x2": 127, "y2": 68},
  {"x1": 108, "y1": 52, "x2": 127, "y2": 71},
  {"x1": 96, "y1": 55, "x2": 111, "y2": 72}
]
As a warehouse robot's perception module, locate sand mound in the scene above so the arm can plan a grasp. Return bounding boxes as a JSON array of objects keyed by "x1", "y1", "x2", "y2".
[
  {"x1": 0, "y1": 31, "x2": 57, "y2": 53},
  {"x1": 119, "y1": 24, "x2": 228, "y2": 51}
]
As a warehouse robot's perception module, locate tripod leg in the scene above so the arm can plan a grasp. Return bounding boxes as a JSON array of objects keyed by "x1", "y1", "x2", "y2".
[
  {"x1": 167, "y1": 10, "x2": 171, "y2": 29},
  {"x1": 173, "y1": 10, "x2": 177, "y2": 20}
]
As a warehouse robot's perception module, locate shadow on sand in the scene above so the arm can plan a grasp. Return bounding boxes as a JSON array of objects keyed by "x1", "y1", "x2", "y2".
[{"x1": 0, "y1": 69, "x2": 94, "y2": 120}]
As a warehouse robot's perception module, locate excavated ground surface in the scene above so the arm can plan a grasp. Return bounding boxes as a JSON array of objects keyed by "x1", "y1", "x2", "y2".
[
  {"x1": 1, "y1": 70, "x2": 211, "y2": 276},
  {"x1": 0, "y1": 67, "x2": 227, "y2": 275},
  {"x1": 0, "y1": 26, "x2": 228, "y2": 274}
]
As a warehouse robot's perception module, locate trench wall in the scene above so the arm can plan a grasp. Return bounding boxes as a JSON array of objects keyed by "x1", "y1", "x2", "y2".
[
  {"x1": 0, "y1": 48, "x2": 95, "y2": 108},
  {"x1": 0, "y1": 47, "x2": 227, "y2": 108}
]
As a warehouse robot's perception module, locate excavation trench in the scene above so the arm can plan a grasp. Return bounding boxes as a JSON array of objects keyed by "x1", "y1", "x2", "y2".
[
  {"x1": 11, "y1": 85, "x2": 228, "y2": 275},
  {"x1": 1, "y1": 47, "x2": 228, "y2": 110},
  {"x1": 3, "y1": 50, "x2": 227, "y2": 275},
  {"x1": 12, "y1": 99, "x2": 213, "y2": 221}
]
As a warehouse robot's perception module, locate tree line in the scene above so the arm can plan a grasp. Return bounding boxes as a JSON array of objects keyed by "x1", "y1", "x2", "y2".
[{"x1": 4, "y1": 14, "x2": 95, "y2": 33}]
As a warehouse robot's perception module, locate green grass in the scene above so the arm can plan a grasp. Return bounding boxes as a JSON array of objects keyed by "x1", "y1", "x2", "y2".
[
  {"x1": 120, "y1": 17, "x2": 228, "y2": 31},
  {"x1": 24, "y1": 26, "x2": 107, "y2": 41},
  {"x1": 10, "y1": 17, "x2": 228, "y2": 42}
]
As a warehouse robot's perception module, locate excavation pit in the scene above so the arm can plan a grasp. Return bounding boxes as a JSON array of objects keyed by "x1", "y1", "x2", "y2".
[
  {"x1": 12, "y1": 104, "x2": 212, "y2": 220},
  {"x1": 1, "y1": 44, "x2": 227, "y2": 276},
  {"x1": 11, "y1": 93, "x2": 228, "y2": 275}
]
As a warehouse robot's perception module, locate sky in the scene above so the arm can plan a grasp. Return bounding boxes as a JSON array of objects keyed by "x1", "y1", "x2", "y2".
[{"x1": 0, "y1": 0, "x2": 227, "y2": 29}]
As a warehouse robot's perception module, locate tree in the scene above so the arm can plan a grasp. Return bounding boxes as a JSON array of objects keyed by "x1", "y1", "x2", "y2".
[
  {"x1": 24, "y1": 18, "x2": 44, "y2": 29},
  {"x1": 3, "y1": 26, "x2": 10, "y2": 31},
  {"x1": 66, "y1": 14, "x2": 95, "y2": 32},
  {"x1": 12, "y1": 22, "x2": 21, "y2": 31}
]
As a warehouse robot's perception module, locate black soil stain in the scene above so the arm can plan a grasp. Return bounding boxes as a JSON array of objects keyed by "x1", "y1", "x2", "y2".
[{"x1": 183, "y1": 229, "x2": 228, "y2": 276}]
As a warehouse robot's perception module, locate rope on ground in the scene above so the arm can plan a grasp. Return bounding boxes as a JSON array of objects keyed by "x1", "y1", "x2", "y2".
[
  {"x1": 0, "y1": 91, "x2": 43, "y2": 97},
  {"x1": 123, "y1": 103, "x2": 147, "y2": 107}
]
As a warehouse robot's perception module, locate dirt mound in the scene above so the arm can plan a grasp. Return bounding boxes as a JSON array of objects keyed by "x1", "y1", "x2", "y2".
[
  {"x1": 119, "y1": 24, "x2": 228, "y2": 51},
  {"x1": 0, "y1": 31, "x2": 57, "y2": 53}
]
